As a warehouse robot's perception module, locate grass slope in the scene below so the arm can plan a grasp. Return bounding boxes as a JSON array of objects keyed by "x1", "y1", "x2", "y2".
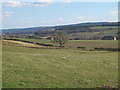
[
  {"x1": 10, "y1": 38, "x2": 118, "y2": 49},
  {"x1": 3, "y1": 45, "x2": 118, "y2": 88},
  {"x1": 2, "y1": 40, "x2": 45, "y2": 48}
]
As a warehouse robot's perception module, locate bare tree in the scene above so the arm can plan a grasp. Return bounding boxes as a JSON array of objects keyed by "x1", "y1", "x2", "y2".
[{"x1": 52, "y1": 30, "x2": 68, "y2": 47}]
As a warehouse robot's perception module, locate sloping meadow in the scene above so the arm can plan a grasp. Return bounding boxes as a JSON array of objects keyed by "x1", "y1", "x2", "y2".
[{"x1": 2, "y1": 45, "x2": 118, "y2": 88}]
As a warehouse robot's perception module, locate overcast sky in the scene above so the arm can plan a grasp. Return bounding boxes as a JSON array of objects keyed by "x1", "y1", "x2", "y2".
[{"x1": 1, "y1": 0, "x2": 119, "y2": 29}]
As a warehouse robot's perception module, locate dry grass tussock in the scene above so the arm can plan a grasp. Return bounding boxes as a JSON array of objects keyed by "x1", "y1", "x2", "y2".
[
  {"x1": 2, "y1": 40, "x2": 44, "y2": 48},
  {"x1": 2, "y1": 40, "x2": 60, "y2": 49}
]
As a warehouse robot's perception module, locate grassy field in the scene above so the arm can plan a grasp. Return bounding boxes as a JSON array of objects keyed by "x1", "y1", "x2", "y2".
[
  {"x1": 67, "y1": 40, "x2": 118, "y2": 49},
  {"x1": 90, "y1": 26, "x2": 118, "y2": 29},
  {"x1": 90, "y1": 26, "x2": 118, "y2": 36},
  {"x1": 2, "y1": 44, "x2": 118, "y2": 88},
  {"x1": 10, "y1": 38, "x2": 118, "y2": 49}
]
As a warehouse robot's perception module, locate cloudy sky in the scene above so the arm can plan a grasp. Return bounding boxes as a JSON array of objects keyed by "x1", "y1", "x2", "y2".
[{"x1": 1, "y1": 0, "x2": 119, "y2": 29}]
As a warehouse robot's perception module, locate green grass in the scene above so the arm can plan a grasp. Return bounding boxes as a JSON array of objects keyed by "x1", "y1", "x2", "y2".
[
  {"x1": 90, "y1": 26, "x2": 118, "y2": 29},
  {"x1": 102, "y1": 29, "x2": 118, "y2": 35},
  {"x1": 66, "y1": 40, "x2": 118, "y2": 49},
  {"x1": 3, "y1": 45, "x2": 118, "y2": 88},
  {"x1": 10, "y1": 38, "x2": 118, "y2": 49},
  {"x1": 90, "y1": 26, "x2": 118, "y2": 36}
]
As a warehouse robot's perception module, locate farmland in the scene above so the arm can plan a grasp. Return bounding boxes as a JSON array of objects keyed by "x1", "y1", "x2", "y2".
[
  {"x1": 2, "y1": 23, "x2": 119, "y2": 88},
  {"x1": 2, "y1": 1, "x2": 119, "y2": 88},
  {"x1": 7, "y1": 38, "x2": 118, "y2": 49},
  {"x1": 3, "y1": 22, "x2": 119, "y2": 40},
  {"x1": 2, "y1": 39, "x2": 118, "y2": 88}
]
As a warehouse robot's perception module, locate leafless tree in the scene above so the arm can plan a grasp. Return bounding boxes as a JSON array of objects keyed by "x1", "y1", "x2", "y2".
[{"x1": 52, "y1": 30, "x2": 68, "y2": 47}]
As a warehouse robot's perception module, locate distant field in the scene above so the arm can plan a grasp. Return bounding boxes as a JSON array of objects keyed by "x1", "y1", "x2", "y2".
[
  {"x1": 67, "y1": 40, "x2": 118, "y2": 49},
  {"x1": 11, "y1": 38, "x2": 118, "y2": 49},
  {"x1": 90, "y1": 26, "x2": 118, "y2": 36},
  {"x1": 2, "y1": 45, "x2": 118, "y2": 88},
  {"x1": 90, "y1": 26, "x2": 118, "y2": 29}
]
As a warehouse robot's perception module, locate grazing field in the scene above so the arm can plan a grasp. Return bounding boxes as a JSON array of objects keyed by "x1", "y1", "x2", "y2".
[
  {"x1": 90, "y1": 26, "x2": 118, "y2": 29},
  {"x1": 66, "y1": 40, "x2": 118, "y2": 49},
  {"x1": 2, "y1": 44, "x2": 118, "y2": 88},
  {"x1": 10, "y1": 38, "x2": 118, "y2": 49}
]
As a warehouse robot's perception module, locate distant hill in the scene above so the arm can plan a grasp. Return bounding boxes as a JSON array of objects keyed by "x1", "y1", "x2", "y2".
[
  {"x1": 2, "y1": 27, "x2": 54, "y2": 34},
  {"x1": 2, "y1": 22, "x2": 118, "y2": 34},
  {"x1": 2, "y1": 22, "x2": 119, "y2": 39}
]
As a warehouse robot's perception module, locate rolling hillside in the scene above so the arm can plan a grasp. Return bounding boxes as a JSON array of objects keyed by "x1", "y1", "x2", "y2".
[
  {"x1": 3, "y1": 44, "x2": 118, "y2": 88},
  {"x1": 2, "y1": 22, "x2": 119, "y2": 40},
  {"x1": 2, "y1": 22, "x2": 118, "y2": 34}
]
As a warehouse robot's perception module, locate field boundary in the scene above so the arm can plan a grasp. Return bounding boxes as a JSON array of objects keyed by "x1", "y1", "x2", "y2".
[
  {"x1": 3, "y1": 38, "x2": 120, "y2": 51},
  {"x1": 3, "y1": 38, "x2": 54, "y2": 47},
  {"x1": 2, "y1": 39, "x2": 61, "y2": 49}
]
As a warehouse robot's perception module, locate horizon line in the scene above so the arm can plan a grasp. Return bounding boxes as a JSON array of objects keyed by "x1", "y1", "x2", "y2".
[{"x1": 2, "y1": 21, "x2": 118, "y2": 30}]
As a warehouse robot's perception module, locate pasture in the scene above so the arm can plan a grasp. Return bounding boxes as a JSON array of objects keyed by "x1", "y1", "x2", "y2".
[
  {"x1": 2, "y1": 43, "x2": 118, "y2": 88},
  {"x1": 9, "y1": 38, "x2": 118, "y2": 50},
  {"x1": 67, "y1": 40, "x2": 118, "y2": 49}
]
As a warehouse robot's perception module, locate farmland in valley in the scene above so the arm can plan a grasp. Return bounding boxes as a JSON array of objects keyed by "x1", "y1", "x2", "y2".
[{"x1": 2, "y1": 21, "x2": 119, "y2": 88}]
